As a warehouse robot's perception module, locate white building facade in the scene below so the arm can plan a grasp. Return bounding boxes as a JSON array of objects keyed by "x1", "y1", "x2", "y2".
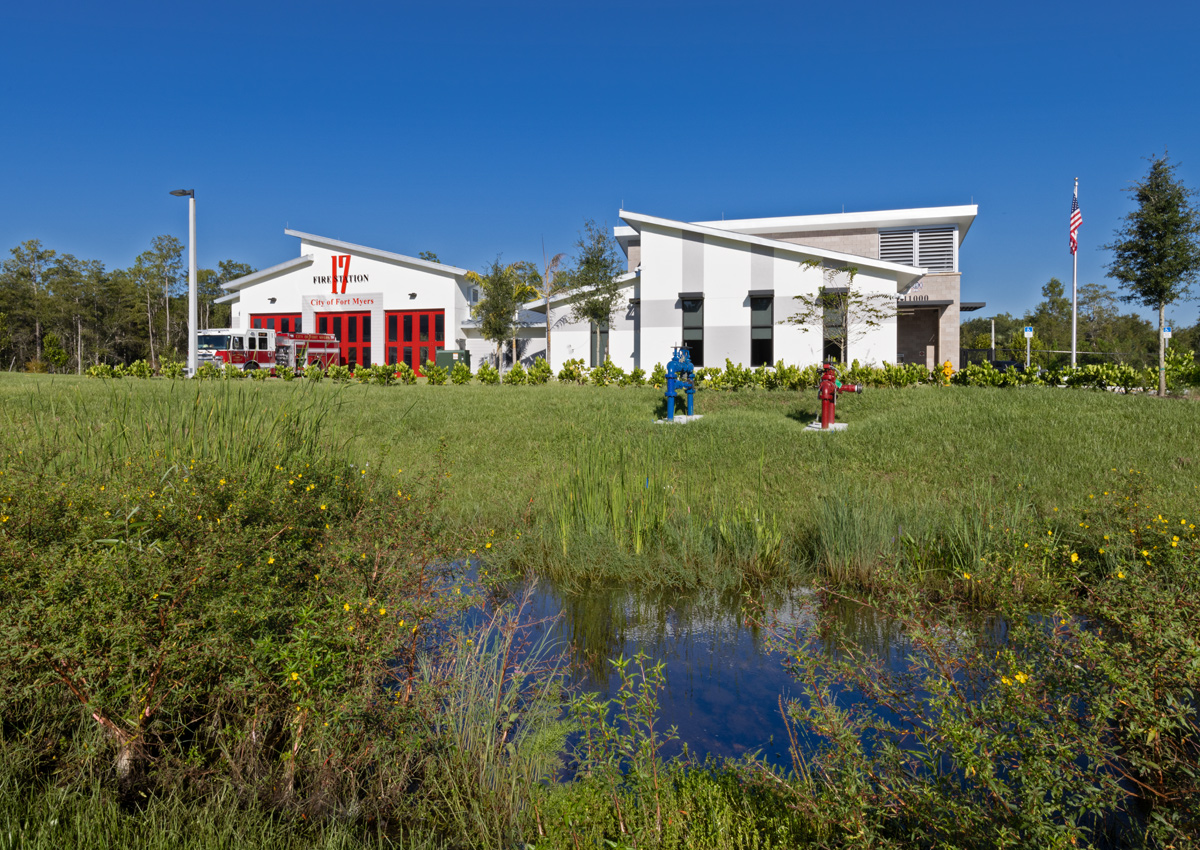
[
  {"x1": 217, "y1": 205, "x2": 982, "y2": 374},
  {"x1": 529, "y1": 205, "x2": 982, "y2": 373},
  {"x1": 216, "y1": 230, "x2": 483, "y2": 373}
]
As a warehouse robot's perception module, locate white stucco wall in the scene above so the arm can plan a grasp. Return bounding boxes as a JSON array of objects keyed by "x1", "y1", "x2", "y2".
[{"x1": 227, "y1": 238, "x2": 468, "y2": 366}]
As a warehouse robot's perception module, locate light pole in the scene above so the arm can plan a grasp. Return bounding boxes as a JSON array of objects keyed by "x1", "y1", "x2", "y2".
[{"x1": 170, "y1": 189, "x2": 197, "y2": 376}]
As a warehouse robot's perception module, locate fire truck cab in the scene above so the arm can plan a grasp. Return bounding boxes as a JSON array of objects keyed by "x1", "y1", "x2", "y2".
[{"x1": 197, "y1": 328, "x2": 340, "y2": 374}]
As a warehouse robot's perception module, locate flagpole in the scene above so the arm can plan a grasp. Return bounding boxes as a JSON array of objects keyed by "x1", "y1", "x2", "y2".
[{"x1": 1071, "y1": 177, "x2": 1078, "y2": 369}]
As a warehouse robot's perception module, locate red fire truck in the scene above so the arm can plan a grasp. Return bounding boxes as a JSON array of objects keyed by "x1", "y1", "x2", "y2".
[{"x1": 197, "y1": 328, "x2": 340, "y2": 374}]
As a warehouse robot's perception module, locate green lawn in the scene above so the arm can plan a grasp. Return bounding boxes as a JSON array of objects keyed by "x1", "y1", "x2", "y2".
[{"x1": 3, "y1": 372, "x2": 1196, "y2": 588}]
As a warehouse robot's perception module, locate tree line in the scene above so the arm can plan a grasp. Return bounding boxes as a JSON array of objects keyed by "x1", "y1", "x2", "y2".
[{"x1": 0, "y1": 236, "x2": 254, "y2": 373}]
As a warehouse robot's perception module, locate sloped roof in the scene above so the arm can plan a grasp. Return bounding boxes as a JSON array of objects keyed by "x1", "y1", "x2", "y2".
[{"x1": 618, "y1": 210, "x2": 927, "y2": 287}]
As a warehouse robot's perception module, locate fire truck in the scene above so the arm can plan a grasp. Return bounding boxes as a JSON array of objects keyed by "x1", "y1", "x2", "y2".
[{"x1": 197, "y1": 328, "x2": 341, "y2": 374}]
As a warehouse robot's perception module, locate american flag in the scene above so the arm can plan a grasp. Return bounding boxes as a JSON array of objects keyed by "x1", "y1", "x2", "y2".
[{"x1": 1069, "y1": 184, "x2": 1082, "y2": 255}]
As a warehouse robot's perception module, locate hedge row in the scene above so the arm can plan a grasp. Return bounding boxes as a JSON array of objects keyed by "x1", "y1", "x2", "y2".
[{"x1": 84, "y1": 352, "x2": 1200, "y2": 392}]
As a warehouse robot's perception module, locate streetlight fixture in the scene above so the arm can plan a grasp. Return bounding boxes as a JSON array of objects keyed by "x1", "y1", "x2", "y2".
[{"x1": 170, "y1": 189, "x2": 197, "y2": 376}]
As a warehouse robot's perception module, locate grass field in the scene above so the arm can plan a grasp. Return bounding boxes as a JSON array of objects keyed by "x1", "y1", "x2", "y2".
[
  {"x1": 4, "y1": 373, "x2": 1197, "y2": 589},
  {"x1": 2, "y1": 373, "x2": 1198, "y2": 847}
]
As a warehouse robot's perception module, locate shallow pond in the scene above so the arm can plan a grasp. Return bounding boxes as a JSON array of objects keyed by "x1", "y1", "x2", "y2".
[{"x1": 515, "y1": 579, "x2": 914, "y2": 767}]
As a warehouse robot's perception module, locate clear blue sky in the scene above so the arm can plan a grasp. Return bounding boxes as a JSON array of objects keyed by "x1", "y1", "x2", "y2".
[{"x1": 4, "y1": 0, "x2": 1200, "y2": 328}]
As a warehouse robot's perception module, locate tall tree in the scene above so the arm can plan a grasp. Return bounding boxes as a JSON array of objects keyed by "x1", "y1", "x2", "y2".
[
  {"x1": 1, "y1": 240, "x2": 56, "y2": 363},
  {"x1": 1104, "y1": 153, "x2": 1200, "y2": 396},
  {"x1": 561, "y1": 221, "x2": 626, "y2": 361},
  {"x1": 128, "y1": 236, "x2": 184, "y2": 368},
  {"x1": 197, "y1": 260, "x2": 255, "y2": 329}
]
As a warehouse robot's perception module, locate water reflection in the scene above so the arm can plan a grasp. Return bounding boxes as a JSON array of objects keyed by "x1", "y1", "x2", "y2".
[{"x1": 510, "y1": 579, "x2": 915, "y2": 767}]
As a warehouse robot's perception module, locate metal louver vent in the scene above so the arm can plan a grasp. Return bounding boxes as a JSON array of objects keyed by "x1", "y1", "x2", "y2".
[
  {"x1": 879, "y1": 227, "x2": 957, "y2": 271},
  {"x1": 917, "y1": 228, "x2": 955, "y2": 271},
  {"x1": 879, "y1": 230, "x2": 915, "y2": 265}
]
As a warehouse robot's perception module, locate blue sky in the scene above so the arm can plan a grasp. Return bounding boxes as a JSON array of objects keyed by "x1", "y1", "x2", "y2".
[{"x1": 3, "y1": 0, "x2": 1200, "y2": 328}]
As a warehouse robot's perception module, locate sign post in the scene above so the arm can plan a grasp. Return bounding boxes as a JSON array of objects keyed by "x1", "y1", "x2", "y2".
[{"x1": 1024, "y1": 326, "x2": 1033, "y2": 369}]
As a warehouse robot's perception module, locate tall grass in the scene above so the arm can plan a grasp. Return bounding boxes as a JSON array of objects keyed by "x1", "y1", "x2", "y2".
[
  {"x1": 0, "y1": 379, "x2": 344, "y2": 481},
  {"x1": 416, "y1": 590, "x2": 571, "y2": 847}
]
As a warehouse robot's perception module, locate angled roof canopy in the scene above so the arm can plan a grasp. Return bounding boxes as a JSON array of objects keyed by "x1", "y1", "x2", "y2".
[{"x1": 618, "y1": 210, "x2": 928, "y2": 287}]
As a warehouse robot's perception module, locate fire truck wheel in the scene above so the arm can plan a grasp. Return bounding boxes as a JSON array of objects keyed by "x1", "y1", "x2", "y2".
[{"x1": 243, "y1": 361, "x2": 259, "y2": 371}]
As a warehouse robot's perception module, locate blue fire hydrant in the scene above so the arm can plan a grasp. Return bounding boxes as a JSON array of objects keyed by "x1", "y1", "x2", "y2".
[{"x1": 665, "y1": 346, "x2": 696, "y2": 421}]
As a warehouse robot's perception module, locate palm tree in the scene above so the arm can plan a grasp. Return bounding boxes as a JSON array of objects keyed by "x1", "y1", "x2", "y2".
[{"x1": 535, "y1": 241, "x2": 567, "y2": 367}]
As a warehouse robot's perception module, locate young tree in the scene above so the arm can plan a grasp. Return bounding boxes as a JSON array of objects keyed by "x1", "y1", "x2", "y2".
[
  {"x1": 561, "y1": 220, "x2": 626, "y2": 361},
  {"x1": 1105, "y1": 153, "x2": 1200, "y2": 395},
  {"x1": 534, "y1": 242, "x2": 567, "y2": 366},
  {"x1": 470, "y1": 258, "x2": 539, "y2": 374},
  {"x1": 783, "y1": 262, "x2": 895, "y2": 363}
]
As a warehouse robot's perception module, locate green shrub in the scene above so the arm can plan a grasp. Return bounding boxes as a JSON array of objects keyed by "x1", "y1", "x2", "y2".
[
  {"x1": 194, "y1": 361, "x2": 221, "y2": 380},
  {"x1": 649, "y1": 362, "x2": 667, "y2": 388},
  {"x1": 589, "y1": 358, "x2": 623, "y2": 387},
  {"x1": 503, "y1": 362, "x2": 528, "y2": 385},
  {"x1": 477, "y1": 361, "x2": 500, "y2": 385},
  {"x1": 128, "y1": 359, "x2": 154, "y2": 380},
  {"x1": 450, "y1": 361, "x2": 473, "y2": 385},
  {"x1": 159, "y1": 357, "x2": 186, "y2": 380},
  {"x1": 326, "y1": 363, "x2": 352, "y2": 383},
  {"x1": 251, "y1": 366, "x2": 271, "y2": 382},
  {"x1": 619, "y1": 367, "x2": 648, "y2": 388},
  {"x1": 527, "y1": 357, "x2": 553, "y2": 385},
  {"x1": 394, "y1": 361, "x2": 417, "y2": 385},
  {"x1": 303, "y1": 363, "x2": 325, "y2": 382},
  {"x1": 221, "y1": 362, "x2": 246, "y2": 381},
  {"x1": 85, "y1": 363, "x2": 117, "y2": 379},
  {"x1": 557, "y1": 358, "x2": 587, "y2": 384},
  {"x1": 425, "y1": 360, "x2": 449, "y2": 385}
]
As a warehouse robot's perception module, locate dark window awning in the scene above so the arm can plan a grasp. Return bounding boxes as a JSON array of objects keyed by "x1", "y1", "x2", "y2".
[{"x1": 960, "y1": 301, "x2": 987, "y2": 311}]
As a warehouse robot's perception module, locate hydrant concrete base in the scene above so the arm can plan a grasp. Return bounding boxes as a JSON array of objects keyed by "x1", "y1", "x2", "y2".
[
  {"x1": 656, "y1": 414, "x2": 704, "y2": 425},
  {"x1": 805, "y1": 420, "x2": 848, "y2": 432}
]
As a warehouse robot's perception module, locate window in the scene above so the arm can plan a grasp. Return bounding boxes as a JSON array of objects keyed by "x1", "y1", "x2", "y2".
[
  {"x1": 404, "y1": 347, "x2": 412, "y2": 369},
  {"x1": 750, "y1": 297, "x2": 773, "y2": 367},
  {"x1": 388, "y1": 315, "x2": 397, "y2": 342},
  {"x1": 348, "y1": 316, "x2": 358, "y2": 343},
  {"x1": 347, "y1": 347, "x2": 357, "y2": 367},
  {"x1": 248, "y1": 336, "x2": 256, "y2": 351},
  {"x1": 419, "y1": 315, "x2": 429, "y2": 342},
  {"x1": 332, "y1": 317, "x2": 342, "y2": 341},
  {"x1": 252, "y1": 318, "x2": 262, "y2": 329},
  {"x1": 280, "y1": 317, "x2": 289, "y2": 333},
  {"x1": 590, "y1": 323, "x2": 609, "y2": 367},
  {"x1": 388, "y1": 347, "x2": 397, "y2": 365},
  {"x1": 362, "y1": 316, "x2": 371, "y2": 343},
  {"x1": 266, "y1": 318, "x2": 275, "y2": 330},
  {"x1": 879, "y1": 227, "x2": 956, "y2": 271},
  {"x1": 319, "y1": 317, "x2": 327, "y2": 335},
  {"x1": 258, "y1": 333, "x2": 269, "y2": 351},
  {"x1": 403, "y1": 315, "x2": 413, "y2": 342},
  {"x1": 295, "y1": 317, "x2": 302, "y2": 333},
  {"x1": 231, "y1": 336, "x2": 244, "y2": 350},
  {"x1": 435, "y1": 313, "x2": 444, "y2": 342},
  {"x1": 682, "y1": 298, "x2": 704, "y2": 366}
]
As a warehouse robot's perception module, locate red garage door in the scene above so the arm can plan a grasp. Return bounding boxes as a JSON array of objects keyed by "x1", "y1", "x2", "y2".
[
  {"x1": 384, "y1": 310, "x2": 444, "y2": 376},
  {"x1": 315, "y1": 311, "x2": 372, "y2": 367}
]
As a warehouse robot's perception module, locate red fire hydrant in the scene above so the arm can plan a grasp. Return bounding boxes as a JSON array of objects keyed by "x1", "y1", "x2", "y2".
[{"x1": 817, "y1": 363, "x2": 863, "y2": 429}]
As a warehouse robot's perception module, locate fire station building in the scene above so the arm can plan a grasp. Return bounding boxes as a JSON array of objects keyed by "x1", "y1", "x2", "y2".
[
  {"x1": 215, "y1": 230, "x2": 479, "y2": 373},
  {"x1": 218, "y1": 205, "x2": 984, "y2": 374}
]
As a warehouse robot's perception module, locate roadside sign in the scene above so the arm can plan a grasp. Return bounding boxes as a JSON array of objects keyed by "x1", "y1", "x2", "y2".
[
  {"x1": 1164, "y1": 326, "x2": 1173, "y2": 339},
  {"x1": 1024, "y1": 326, "x2": 1033, "y2": 339}
]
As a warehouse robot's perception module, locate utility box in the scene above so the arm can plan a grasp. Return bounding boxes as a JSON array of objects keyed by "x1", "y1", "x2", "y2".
[{"x1": 435, "y1": 349, "x2": 471, "y2": 371}]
